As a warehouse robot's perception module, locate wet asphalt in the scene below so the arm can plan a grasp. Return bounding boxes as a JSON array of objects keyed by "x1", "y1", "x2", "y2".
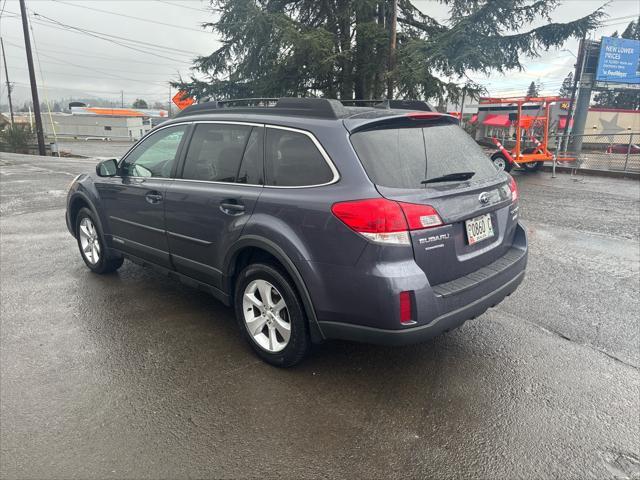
[{"x1": 0, "y1": 152, "x2": 639, "y2": 479}]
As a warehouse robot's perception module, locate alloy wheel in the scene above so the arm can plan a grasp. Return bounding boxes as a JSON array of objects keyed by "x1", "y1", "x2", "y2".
[
  {"x1": 79, "y1": 217, "x2": 100, "y2": 265},
  {"x1": 242, "y1": 279, "x2": 291, "y2": 353}
]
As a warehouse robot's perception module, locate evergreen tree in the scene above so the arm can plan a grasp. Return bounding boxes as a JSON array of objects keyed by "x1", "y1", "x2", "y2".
[
  {"x1": 174, "y1": 0, "x2": 604, "y2": 103},
  {"x1": 526, "y1": 81, "x2": 539, "y2": 97},
  {"x1": 558, "y1": 71, "x2": 573, "y2": 98},
  {"x1": 593, "y1": 18, "x2": 640, "y2": 110},
  {"x1": 132, "y1": 99, "x2": 148, "y2": 109}
]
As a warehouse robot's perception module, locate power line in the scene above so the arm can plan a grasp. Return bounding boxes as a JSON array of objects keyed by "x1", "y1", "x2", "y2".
[
  {"x1": 2, "y1": 14, "x2": 188, "y2": 63},
  {"x1": 51, "y1": 0, "x2": 211, "y2": 34},
  {"x1": 10, "y1": 80, "x2": 167, "y2": 97},
  {"x1": 601, "y1": 14, "x2": 638, "y2": 23},
  {"x1": 3, "y1": 9, "x2": 202, "y2": 62},
  {"x1": 4, "y1": 51, "x2": 182, "y2": 77},
  {"x1": 1, "y1": 36, "x2": 192, "y2": 67},
  {"x1": 6, "y1": 62, "x2": 181, "y2": 84},
  {"x1": 29, "y1": 11, "x2": 201, "y2": 55},
  {"x1": 156, "y1": 0, "x2": 213, "y2": 13}
]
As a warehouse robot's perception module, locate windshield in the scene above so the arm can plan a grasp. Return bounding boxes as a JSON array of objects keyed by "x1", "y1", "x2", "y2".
[{"x1": 350, "y1": 124, "x2": 498, "y2": 189}]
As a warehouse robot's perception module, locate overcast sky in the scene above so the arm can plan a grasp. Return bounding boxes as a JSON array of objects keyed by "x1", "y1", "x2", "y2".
[{"x1": 0, "y1": 0, "x2": 638, "y2": 108}]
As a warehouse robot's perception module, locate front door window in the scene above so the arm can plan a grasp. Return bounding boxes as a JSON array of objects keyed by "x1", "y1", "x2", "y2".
[{"x1": 121, "y1": 125, "x2": 187, "y2": 178}]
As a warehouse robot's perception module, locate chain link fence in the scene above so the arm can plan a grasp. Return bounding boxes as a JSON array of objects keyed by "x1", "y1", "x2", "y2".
[{"x1": 551, "y1": 132, "x2": 639, "y2": 173}]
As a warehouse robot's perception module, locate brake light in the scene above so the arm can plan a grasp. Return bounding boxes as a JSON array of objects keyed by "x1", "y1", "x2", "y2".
[
  {"x1": 400, "y1": 291, "x2": 413, "y2": 324},
  {"x1": 406, "y1": 112, "x2": 441, "y2": 120},
  {"x1": 509, "y1": 176, "x2": 518, "y2": 202},
  {"x1": 331, "y1": 198, "x2": 443, "y2": 245},
  {"x1": 398, "y1": 202, "x2": 443, "y2": 230}
]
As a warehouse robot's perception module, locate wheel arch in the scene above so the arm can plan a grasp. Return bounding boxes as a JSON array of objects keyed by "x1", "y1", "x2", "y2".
[
  {"x1": 68, "y1": 192, "x2": 104, "y2": 237},
  {"x1": 224, "y1": 236, "x2": 325, "y2": 343}
]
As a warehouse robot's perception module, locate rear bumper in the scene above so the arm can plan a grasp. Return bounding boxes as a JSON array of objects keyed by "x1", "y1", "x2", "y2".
[
  {"x1": 313, "y1": 222, "x2": 528, "y2": 345},
  {"x1": 318, "y1": 269, "x2": 524, "y2": 345}
]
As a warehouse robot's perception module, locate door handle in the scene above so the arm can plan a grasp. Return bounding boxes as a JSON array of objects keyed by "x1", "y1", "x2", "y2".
[
  {"x1": 145, "y1": 191, "x2": 163, "y2": 204},
  {"x1": 220, "y1": 200, "x2": 245, "y2": 215}
]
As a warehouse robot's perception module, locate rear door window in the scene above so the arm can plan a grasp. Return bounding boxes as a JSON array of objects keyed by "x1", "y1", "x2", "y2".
[
  {"x1": 181, "y1": 123, "x2": 253, "y2": 182},
  {"x1": 350, "y1": 124, "x2": 498, "y2": 188},
  {"x1": 265, "y1": 128, "x2": 334, "y2": 186}
]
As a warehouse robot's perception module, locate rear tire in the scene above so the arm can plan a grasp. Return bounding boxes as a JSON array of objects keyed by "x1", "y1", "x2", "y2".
[
  {"x1": 75, "y1": 207, "x2": 124, "y2": 274},
  {"x1": 491, "y1": 153, "x2": 512, "y2": 172},
  {"x1": 234, "y1": 263, "x2": 310, "y2": 367}
]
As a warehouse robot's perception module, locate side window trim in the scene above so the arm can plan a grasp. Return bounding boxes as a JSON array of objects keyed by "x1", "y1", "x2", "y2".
[
  {"x1": 264, "y1": 125, "x2": 340, "y2": 189},
  {"x1": 172, "y1": 123, "x2": 194, "y2": 179},
  {"x1": 117, "y1": 122, "x2": 192, "y2": 179},
  {"x1": 234, "y1": 126, "x2": 265, "y2": 185},
  {"x1": 175, "y1": 122, "x2": 197, "y2": 180},
  {"x1": 126, "y1": 121, "x2": 341, "y2": 188}
]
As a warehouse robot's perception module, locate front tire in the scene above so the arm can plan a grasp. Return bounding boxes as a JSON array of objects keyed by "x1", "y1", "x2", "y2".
[
  {"x1": 234, "y1": 263, "x2": 310, "y2": 367},
  {"x1": 75, "y1": 207, "x2": 123, "y2": 274}
]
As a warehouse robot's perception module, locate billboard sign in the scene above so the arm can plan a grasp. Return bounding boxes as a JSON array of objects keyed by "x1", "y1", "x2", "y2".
[{"x1": 595, "y1": 36, "x2": 640, "y2": 85}]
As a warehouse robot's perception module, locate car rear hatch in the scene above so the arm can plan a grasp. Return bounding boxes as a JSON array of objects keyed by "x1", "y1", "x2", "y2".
[{"x1": 346, "y1": 113, "x2": 518, "y2": 286}]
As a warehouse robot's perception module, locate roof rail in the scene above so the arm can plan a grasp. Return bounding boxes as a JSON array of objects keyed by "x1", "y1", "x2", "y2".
[
  {"x1": 176, "y1": 97, "x2": 348, "y2": 119},
  {"x1": 174, "y1": 97, "x2": 433, "y2": 119}
]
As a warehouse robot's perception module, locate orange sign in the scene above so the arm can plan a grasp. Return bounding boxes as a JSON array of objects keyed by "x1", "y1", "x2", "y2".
[{"x1": 172, "y1": 91, "x2": 195, "y2": 110}]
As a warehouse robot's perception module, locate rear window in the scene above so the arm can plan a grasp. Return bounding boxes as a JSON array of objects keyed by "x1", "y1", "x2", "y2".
[
  {"x1": 265, "y1": 128, "x2": 334, "y2": 186},
  {"x1": 350, "y1": 124, "x2": 498, "y2": 188}
]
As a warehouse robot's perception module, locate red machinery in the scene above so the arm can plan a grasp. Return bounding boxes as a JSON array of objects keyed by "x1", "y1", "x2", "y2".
[{"x1": 479, "y1": 96, "x2": 575, "y2": 172}]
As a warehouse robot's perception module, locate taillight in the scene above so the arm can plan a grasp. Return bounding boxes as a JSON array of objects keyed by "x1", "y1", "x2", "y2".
[
  {"x1": 398, "y1": 202, "x2": 443, "y2": 230},
  {"x1": 508, "y1": 176, "x2": 519, "y2": 203},
  {"x1": 331, "y1": 198, "x2": 443, "y2": 245}
]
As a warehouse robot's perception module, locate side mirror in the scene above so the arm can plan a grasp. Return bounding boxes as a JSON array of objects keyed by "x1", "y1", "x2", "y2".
[{"x1": 96, "y1": 158, "x2": 118, "y2": 177}]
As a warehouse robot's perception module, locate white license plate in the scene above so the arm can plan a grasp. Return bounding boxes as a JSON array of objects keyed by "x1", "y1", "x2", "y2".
[{"x1": 465, "y1": 214, "x2": 494, "y2": 245}]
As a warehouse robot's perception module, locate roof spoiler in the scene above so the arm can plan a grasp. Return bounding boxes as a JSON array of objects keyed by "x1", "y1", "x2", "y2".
[{"x1": 344, "y1": 112, "x2": 458, "y2": 133}]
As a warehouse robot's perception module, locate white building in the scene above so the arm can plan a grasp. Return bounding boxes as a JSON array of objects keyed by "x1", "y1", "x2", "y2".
[{"x1": 42, "y1": 113, "x2": 152, "y2": 140}]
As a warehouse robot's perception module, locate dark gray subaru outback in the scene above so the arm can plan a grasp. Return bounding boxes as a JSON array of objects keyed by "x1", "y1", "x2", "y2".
[{"x1": 66, "y1": 98, "x2": 527, "y2": 366}]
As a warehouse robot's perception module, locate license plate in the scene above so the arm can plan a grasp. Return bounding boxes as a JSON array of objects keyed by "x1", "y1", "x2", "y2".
[{"x1": 465, "y1": 214, "x2": 494, "y2": 245}]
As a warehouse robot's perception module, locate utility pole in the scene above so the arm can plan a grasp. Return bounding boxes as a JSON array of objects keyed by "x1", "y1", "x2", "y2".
[
  {"x1": 561, "y1": 36, "x2": 585, "y2": 154},
  {"x1": 121, "y1": 90, "x2": 124, "y2": 108},
  {"x1": 168, "y1": 83, "x2": 172, "y2": 117},
  {"x1": 1, "y1": 37, "x2": 15, "y2": 124},
  {"x1": 19, "y1": 0, "x2": 46, "y2": 155},
  {"x1": 386, "y1": 0, "x2": 397, "y2": 99},
  {"x1": 570, "y1": 39, "x2": 597, "y2": 157}
]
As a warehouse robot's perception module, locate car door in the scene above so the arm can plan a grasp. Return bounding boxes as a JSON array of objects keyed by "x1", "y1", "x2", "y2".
[
  {"x1": 96, "y1": 123, "x2": 189, "y2": 268},
  {"x1": 164, "y1": 122, "x2": 264, "y2": 288}
]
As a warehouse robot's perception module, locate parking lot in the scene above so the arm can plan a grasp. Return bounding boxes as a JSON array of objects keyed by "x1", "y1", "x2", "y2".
[{"x1": 1, "y1": 152, "x2": 638, "y2": 478}]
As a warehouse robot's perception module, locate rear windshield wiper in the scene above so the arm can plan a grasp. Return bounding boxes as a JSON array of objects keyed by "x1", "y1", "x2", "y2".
[{"x1": 421, "y1": 171, "x2": 475, "y2": 184}]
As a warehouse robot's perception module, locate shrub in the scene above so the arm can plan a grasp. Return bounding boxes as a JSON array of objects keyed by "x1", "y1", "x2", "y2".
[{"x1": 0, "y1": 124, "x2": 36, "y2": 154}]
